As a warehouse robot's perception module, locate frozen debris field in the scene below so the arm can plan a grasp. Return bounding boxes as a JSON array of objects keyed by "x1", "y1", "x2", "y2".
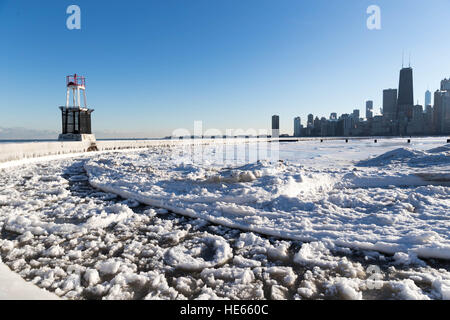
[{"x1": 0, "y1": 137, "x2": 449, "y2": 300}]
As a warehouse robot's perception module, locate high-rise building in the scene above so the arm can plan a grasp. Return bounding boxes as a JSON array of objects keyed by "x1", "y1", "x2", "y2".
[
  {"x1": 272, "y1": 115, "x2": 280, "y2": 137},
  {"x1": 425, "y1": 90, "x2": 432, "y2": 107},
  {"x1": 398, "y1": 67, "x2": 414, "y2": 105},
  {"x1": 366, "y1": 101, "x2": 373, "y2": 119},
  {"x1": 444, "y1": 97, "x2": 450, "y2": 134},
  {"x1": 425, "y1": 105, "x2": 434, "y2": 134},
  {"x1": 442, "y1": 80, "x2": 450, "y2": 134},
  {"x1": 293, "y1": 117, "x2": 301, "y2": 137},
  {"x1": 353, "y1": 109, "x2": 360, "y2": 121},
  {"x1": 412, "y1": 105, "x2": 423, "y2": 120},
  {"x1": 330, "y1": 112, "x2": 337, "y2": 120},
  {"x1": 397, "y1": 67, "x2": 414, "y2": 120},
  {"x1": 434, "y1": 89, "x2": 450, "y2": 134},
  {"x1": 407, "y1": 104, "x2": 425, "y2": 135},
  {"x1": 441, "y1": 78, "x2": 450, "y2": 91},
  {"x1": 313, "y1": 116, "x2": 320, "y2": 129},
  {"x1": 307, "y1": 114, "x2": 314, "y2": 126},
  {"x1": 340, "y1": 114, "x2": 352, "y2": 136},
  {"x1": 383, "y1": 89, "x2": 398, "y2": 121}
]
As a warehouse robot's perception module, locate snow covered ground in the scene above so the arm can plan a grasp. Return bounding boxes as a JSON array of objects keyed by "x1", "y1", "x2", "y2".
[
  {"x1": 0, "y1": 137, "x2": 449, "y2": 300},
  {"x1": 0, "y1": 259, "x2": 58, "y2": 300}
]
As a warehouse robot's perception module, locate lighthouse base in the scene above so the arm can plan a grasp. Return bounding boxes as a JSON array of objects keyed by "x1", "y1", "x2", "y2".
[{"x1": 58, "y1": 133, "x2": 96, "y2": 142}]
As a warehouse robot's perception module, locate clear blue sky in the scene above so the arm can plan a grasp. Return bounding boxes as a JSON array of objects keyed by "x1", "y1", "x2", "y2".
[{"x1": 1, "y1": 0, "x2": 449, "y2": 138}]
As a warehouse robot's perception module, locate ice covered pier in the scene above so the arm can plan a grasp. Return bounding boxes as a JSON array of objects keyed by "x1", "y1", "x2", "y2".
[
  {"x1": 2, "y1": 136, "x2": 450, "y2": 164},
  {"x1": 0, "y1": 137, "x2": 268, "y2": 163}
]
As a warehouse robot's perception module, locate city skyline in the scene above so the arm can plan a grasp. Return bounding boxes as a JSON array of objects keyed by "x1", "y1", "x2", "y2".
[
  {"x1": 284, "y1": 65, "x2": 450, "y2": 137},
  {"x1": 280, "y1": 50, "x2": 450, "y2": 136},
  {"x1": 288, "y1": 67, "x2": 450, "y2": 137},
  {"x1": 1, "y1": 0, "x2": 450, "y2": 138},
  {"x1": 274, "y1": 66, "x2": 449, "y2": 137}
]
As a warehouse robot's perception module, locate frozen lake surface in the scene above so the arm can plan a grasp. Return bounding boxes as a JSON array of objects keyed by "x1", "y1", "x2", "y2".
[{"x1": 0, "y1": 137, "x2": 449, "y2": 300}]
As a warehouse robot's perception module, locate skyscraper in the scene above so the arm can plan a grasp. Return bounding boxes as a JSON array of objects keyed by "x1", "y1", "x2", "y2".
[
  {"x1": 412, "y1": 104, "x2": 423, "y2": 120},
  {"x1": 366, "y1": 101, "x2": 373, "y2": 119},
  {"x1": 307, "y1": 114, "x2": 314, "y2": 126},
  {"x1": 314, "y1": 117, "x2": 320, "y2": 129},
  {"x1": 353, "y1": 109, "x2": 360, "y2": 121},
  {"x1": 433, "y1": 86, "x2": 450, "y2": 134},
  {"x1": 397, "y1": 67, "x2": 414, "y2": 120},
  {"x1": 425, "y1": 104, "x2": 434, "y2": 134},
  {"x1": 383, "y1": 89, "x2": 398, "y2": 121},
  {"x1": 425, "y1": 90, "x2": 432, "y2": 107},
  {"x1": 441, "y1": 78, "x2": 450, "y2": 91},
  {"x1": 293, "y1": 117, "x2": 301, "y2": 137},
  {"x1": 272, "y1": 115, "x2": 280, "y2": 137},
  {"x1": 440, "y1": 79, "x2": 450, "y2": 134}
]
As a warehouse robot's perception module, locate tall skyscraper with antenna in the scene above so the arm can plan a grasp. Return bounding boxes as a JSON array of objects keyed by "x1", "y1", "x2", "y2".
[
  {"x1": 395, "y1": 52, "x2": 414, "y2": 135},
  {"x1": 397, "y1": 65, "x2": 414, "y2": 122},
  {"x1": 398, "y1": 68, "x2": 414, "y2": 108}
]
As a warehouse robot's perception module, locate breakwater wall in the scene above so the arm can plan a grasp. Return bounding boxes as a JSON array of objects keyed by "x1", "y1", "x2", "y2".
[
  {"x1": 2, "y1": 136, "x2": 448, "y2": 164},
  {"x1": 0, "y1": 138, "x2": 271, "y2": 163}
]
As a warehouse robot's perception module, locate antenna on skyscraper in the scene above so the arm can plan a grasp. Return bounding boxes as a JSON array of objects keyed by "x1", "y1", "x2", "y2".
[
  {"x1": 409, "y1": 51, "x2": 411, "y2": 68},
  {"x1": 402, "y1": 50, "x2": 404, "y2": 68}
]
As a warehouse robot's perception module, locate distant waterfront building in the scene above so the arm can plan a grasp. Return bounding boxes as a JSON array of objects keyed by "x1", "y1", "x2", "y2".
[
  {"x1": 293, "y1": 117, "x2": 301, "y2": 137},
  {"x1": 407, "y1": 104, "x2": 425, "y2": 135},
  {"x1": 340, "y1": 114, "x2": 352, "y2": 136},
  {"x1": 330, "y1": 112, "x2": 337, "y2": 120},
  {"x1": 313, "y1": 117, "x2": 321, "y2": 135},
  {"x1": 412, "y1": 105, "x2": 423, "y2": 120},
  {"x1": 441, "y1": 78, "x2": 450, "y2": 91},
  {"x1": 353, "y1": 109, "x2": 360, "y2": 122},
  {"x1": 383, "y1": 89, "x2": 398, "y2": 121},
  {"x1": 319, "y1": 117, "x2": 327, "y2": 136},
  {"x1": 433, "y1": 78, "x2": 450, "y2": 134},
  {"x1": 372, "y1": 115, "x2": 390, "y2": 135},
  {"x1": 398, "y1": 67, "x2": 414, "y2": 106},
  {"x1": 366, "y1": 101, "x2": 373, "y2": 119},
  {"x1": 425, "y1": 90, "x2": 432, "y2": 107},
  {"x1": 307, "y1": 114, "x2": 314, "y2": 126},
  {"x1": 425, "y1": 104, "x2": 434, "y2": 133},
  {"x1": 272, "y1": 115, "x2": 280, "y2": 137},
  {"x1": 433, "y1": 89, "x2": 450, "y2": 134},
  {"x1": 397, "y1": 67, "x2": 414, "y2": 123}
]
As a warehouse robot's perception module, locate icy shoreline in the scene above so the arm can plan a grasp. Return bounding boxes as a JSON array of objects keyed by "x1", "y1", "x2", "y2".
[
  {"x1": 1, "y1": 137, "x2": 449, "y2": 300},
  {"x1": 84, "y1": 140, "x2": 450, "y2": 260}
]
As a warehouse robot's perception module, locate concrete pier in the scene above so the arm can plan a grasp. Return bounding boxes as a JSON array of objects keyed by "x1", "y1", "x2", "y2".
[{"x1": 0, "y1": 138, "x2": 268, "y2": 163}]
